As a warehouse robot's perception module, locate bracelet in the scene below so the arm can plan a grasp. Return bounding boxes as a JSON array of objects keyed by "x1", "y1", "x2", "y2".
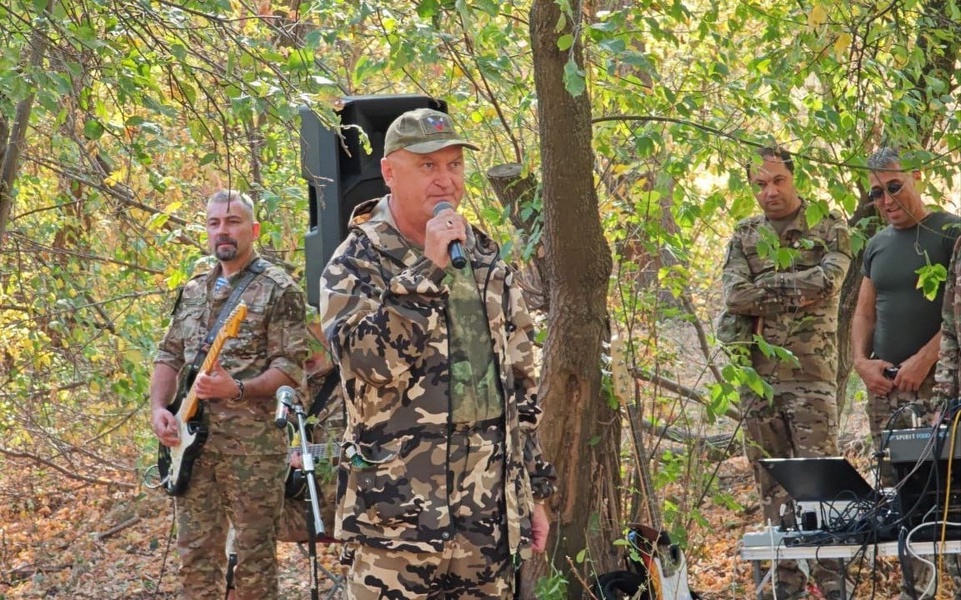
[{"x1": 229, "y1": 378, "x2": 245, "y2": 404}]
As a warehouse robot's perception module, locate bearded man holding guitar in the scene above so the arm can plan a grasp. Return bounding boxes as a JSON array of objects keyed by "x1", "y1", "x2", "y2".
[{"x1": 149, "y1": 189, "x2": 308, "y2": 600}]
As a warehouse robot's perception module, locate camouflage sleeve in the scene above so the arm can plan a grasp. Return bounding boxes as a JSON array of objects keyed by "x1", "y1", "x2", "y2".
[
  {"x1": 153, "y1": 286, "x2": 192, "y2": 372},
  {"x1": 320, "y1": 235, "x2": 448, "y2": 386},
  {"x1": 754, "y1": 217, "x2": 852, "y2": 307},
  {"x1": 721, "y1": 231, "x2": 783, "y2": 317},
  {"x1": 265, "y1": 283, "x2": 308, "y2": 386},
  {"x1": 934, "y1": 242, "x2": 961, "y2": 401},
  {"x1": 507, "y1": 276, "x2": 557, "y2": 499}
]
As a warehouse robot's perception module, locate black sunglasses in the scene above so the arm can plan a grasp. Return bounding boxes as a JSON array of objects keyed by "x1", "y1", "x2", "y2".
[{"x1": 869, "y1": 181, "x2": 904, "y2": 201}]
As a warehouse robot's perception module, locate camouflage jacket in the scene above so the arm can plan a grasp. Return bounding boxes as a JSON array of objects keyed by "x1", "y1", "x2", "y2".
[
  {"x1": 722, "y1": 202, "x2": 852, "y2": 382},
  {"x1": 155, "y1": 254, "x2": 308, "y2": 455},
  {"x1": 935, "y1": 239, "x2": 961, "y2": 401},
  {"x1": 319, "y1": 197, "x2": 556, "y2": 555}
]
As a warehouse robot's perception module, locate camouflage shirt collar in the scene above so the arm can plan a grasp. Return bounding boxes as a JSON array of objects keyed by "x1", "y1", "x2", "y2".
[
  {"x1": 359, "y1": 196, "x2": 419, "y2": 267},
  {"x1": 207, "y1": 252, "x2": 263, "y2": 286},
  {"x1": 764, "y1": 199, "x2": 807, "y2": 235},
  {"x1": 352, "y1": 195, "x2": 494, "y2": 264}
]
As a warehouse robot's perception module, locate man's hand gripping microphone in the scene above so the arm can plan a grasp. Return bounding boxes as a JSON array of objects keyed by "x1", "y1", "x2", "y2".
[{"x1": 433, "y1": 201, "x2": 467, "y2": 269}]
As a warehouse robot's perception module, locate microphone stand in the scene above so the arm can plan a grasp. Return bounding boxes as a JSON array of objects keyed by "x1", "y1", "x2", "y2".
[{"x1": 280, "y1": 397, "x2": 325, "y2": 600}]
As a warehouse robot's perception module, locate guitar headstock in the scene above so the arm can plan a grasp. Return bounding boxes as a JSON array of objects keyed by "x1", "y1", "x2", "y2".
[{"x1": 223, "y1": 302, "x2": 248, "y2": 338}]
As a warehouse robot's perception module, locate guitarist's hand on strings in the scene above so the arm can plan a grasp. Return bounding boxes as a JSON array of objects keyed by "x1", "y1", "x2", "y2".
[
  {"x1": 152, "y1": 409, "x2": 180, "y2": 447},
  {"x1": 195, "y1": 361, "x2": 243, "y2": 402},
  {"x1": 150, "y1": 363, "x2": 181, "y2": 447}
]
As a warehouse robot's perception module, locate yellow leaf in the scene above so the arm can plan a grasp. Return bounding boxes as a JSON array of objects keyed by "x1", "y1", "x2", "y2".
[
  {"x1": 808, "y1": 4, "x2": 827, "y2": 27},
  {"x1": 834, "y1": 32, "x2": 852, "y2": 58},
  {"x1": 103, "y1": 167, "x2": 127, "y2": 187},
  {"x1": 125, "y1": 349, "x2": 144, "y2": 364}
]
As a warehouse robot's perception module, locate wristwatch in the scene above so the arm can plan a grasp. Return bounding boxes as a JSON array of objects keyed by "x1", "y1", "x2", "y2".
[{"x1": 228, "y1": 378, "x2": 245, "y2": 404}]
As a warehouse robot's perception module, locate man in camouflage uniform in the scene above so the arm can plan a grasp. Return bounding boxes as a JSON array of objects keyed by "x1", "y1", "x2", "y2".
[
  {"x1": 722, "y1": 147, "x2": 851, "y2": 599},
  {"x1": 319, "y1": 108, "x2": 556, "y2": 599},
  {"x1": 855, "y1": 147, "x2": 961, "y2": 599},
  {"x1": 150, "y1": 189, "x2": 307, "y2": 600}
]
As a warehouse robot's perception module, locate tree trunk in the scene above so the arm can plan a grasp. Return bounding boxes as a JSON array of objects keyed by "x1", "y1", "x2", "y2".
[
  {"x1": 0, "y1": 7, "x2": 50, "y2": 250},
  {"x1": 526, "y1": 2, "x2": 619, "y2": 598},
  {"x1": 486, "y1": 163, "x2": 549, "y2": 312},
  {"x1": 836, "y1": 196, "x2": 876, "y2": 415}
]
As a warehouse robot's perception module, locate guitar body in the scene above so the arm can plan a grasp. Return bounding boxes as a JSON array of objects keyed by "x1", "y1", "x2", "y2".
[
  {"x1": 155, "y1": 303, "x2": 247, "y2": 496},
  {"x1": 284, "y1": 425, "x2": 339, "y2": 498},
  {"x1": 629, "y1": 524, "x2": 697, "y2": 600},
  {"x1": 592, "y1": 525, "x2": 697, "y2": 600},
  {"x1": 157, "y1": 376, "x2": 210, "y2": 496},
  {"x1": 284, "y1": 421, "x2": 311, "y2": 499},
  {"x1": 285, "y1": 368, "x2": 343, "y2": 498}
]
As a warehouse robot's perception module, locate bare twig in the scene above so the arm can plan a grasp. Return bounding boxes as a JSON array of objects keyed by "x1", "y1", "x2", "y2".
[
  {"x1": 95, "y1": 516, "x2": 141, "y2": 541},
  {"x1": 0, "y1": 448, "x2": 135, "y2": 489}
]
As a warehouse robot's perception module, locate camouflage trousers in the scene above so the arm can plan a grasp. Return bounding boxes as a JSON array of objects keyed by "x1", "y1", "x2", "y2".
[
  {"x1": 867, "y1": 375, "x2": 961, "y2": 598},
  {"x1": 743, "y1": 380, "x2": 841, "y2": 595},
  {"x1": 344, "y1": 425, "x2": 512, "y2": 600},
  {"x1": 866, "y1": 373, "x2": 939, "y2": 466},
  {"x1": 174, "y1": 450, "x2": 286, "y2": 600}
]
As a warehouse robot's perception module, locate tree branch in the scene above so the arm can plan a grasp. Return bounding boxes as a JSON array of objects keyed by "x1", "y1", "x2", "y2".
[{"x1": 633, "y1": 366, "x2": 742, "y2": 421}]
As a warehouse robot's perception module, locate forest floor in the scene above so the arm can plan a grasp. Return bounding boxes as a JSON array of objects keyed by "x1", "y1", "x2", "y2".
[{"x1": 0, "y1": 395, "x2": 920, "y2": 599}]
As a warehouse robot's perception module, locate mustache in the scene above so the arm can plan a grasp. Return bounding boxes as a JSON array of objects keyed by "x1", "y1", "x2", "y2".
[{"x1": 214, "y1": 236, "x2": 237, "y2": 247}]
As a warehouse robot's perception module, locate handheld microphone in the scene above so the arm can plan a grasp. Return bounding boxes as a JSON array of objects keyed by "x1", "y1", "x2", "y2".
[
  {"x1": 274, "y1": 386, "x2": 295, "y2": 429},
  {"x1": 432, "y1": 202, "x2": 467, "y2": 269}
]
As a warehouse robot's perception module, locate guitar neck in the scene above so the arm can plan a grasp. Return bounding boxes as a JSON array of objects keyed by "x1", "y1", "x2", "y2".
[
  {"x1": 611, "y1": 336, "x2": 663, "y2": 530},
  {"x1": 288, "y1": 443, "x2": 336, "y2": 460},
  {"x1": 178, "y1": 317, "x2": 238, "y2": 422},
  {"x1": 628, "y1": 404, "x2": 662, "y2": 530}
]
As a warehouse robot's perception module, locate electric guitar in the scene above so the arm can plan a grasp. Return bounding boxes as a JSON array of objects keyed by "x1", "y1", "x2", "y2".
[
  {"x1": 610, "y1": 335, "x2": 697, "y2": 600},
  {"x1": 284, "y1": 369, "x2": 343, "y2": 498},
  {"x1": 284, "y1": 424, "x2": 339, "y2": 499},
  {"x1": 157, "y1": 302, "x2": 247, "y2": 496}
]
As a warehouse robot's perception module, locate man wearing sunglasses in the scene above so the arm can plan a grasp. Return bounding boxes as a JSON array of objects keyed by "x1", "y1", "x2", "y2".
[
  {"x1": 723, "y1": 146, "x2": 852, "y2": 600},
  {"x1": 852, "y1": 147, "x2": 961, "y2": 599}
]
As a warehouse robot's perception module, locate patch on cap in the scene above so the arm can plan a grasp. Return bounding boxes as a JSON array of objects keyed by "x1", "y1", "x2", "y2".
[{"x1": 422, "y1": 113, "x2": 454, "y2": 133}]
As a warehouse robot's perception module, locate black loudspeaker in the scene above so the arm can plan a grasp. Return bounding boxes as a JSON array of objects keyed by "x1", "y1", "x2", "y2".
[{"x1": 300, "y1": 95, "x2": 448, "y2": 307}]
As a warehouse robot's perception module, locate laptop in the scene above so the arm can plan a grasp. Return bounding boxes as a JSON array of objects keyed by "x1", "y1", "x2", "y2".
[{"x1": 759, "y1": 457, "x2": 877, "y2": 503}]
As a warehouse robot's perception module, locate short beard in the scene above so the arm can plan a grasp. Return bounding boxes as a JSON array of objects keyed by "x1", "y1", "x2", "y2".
[{"x1": 215, "y1": 243, "x2": 238, "y2": 261}]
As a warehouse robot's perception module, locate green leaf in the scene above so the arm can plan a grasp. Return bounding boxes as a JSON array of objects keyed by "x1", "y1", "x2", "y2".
[
  {"x1": 287, "y1": 49, "x2": 314, "y2": 72},
  {"x1": 563, "y1": 59, "x2": 586, "y2": 97},
  {"x1": 83, "y1": 119, "x2": 104, "y2": 140},
  {"x1": 557, "y1": 34, "x2": 574, "y2": 51},
  {"x1": 416, "y1": 0, "x2": 441, "y2": 18},
  {"x1": 916, "y1": 262, "x2": 948, "y2": 301}
]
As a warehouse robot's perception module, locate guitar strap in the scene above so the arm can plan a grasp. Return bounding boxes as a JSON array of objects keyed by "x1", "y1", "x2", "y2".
[
  {"x1": 187, "y1": 257, "x2": 268, "y2": 376},
  {"x1": 308, "y1": 367, "x2": 341, "y2": 419}
]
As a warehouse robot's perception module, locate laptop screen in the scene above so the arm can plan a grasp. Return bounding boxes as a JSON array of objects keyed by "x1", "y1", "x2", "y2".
[{"x1": 759, "y1": 457, "x2": 876, "y2": 503}]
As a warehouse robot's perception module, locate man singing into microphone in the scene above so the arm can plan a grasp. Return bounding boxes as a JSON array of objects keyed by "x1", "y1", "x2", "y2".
[
  {"x1": 319, "y1": 108, "x2": 556, "y2": 599},
  {"x1": 150, "y1": 189, "x2": 307, "y2": 599}
]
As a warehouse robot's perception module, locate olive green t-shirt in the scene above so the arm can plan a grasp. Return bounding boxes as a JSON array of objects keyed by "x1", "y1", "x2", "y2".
[
  {"x1": 446, "y1": 262, "x2": 504, "y2": 425},
  {"x1": 863, "y1": 211, "x2": 961, "y2": 364}
]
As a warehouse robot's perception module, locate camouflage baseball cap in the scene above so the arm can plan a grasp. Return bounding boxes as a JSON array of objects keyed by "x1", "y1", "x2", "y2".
[{"x1": 383, "y1": 108, "x2": 480, "y2": 155}]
